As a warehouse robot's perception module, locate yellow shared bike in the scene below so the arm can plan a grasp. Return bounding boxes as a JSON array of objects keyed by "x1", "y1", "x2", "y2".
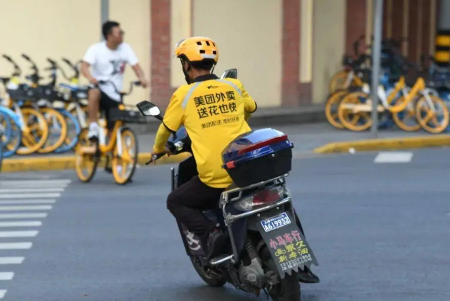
[{"x1": 75, "y1": 80, "x2": 147, "y2": 185}]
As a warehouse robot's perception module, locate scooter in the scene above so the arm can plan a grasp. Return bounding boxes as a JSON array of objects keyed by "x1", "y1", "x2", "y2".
[{"x1": 136, "y1": 69, "x2": 319, "y2": 301}]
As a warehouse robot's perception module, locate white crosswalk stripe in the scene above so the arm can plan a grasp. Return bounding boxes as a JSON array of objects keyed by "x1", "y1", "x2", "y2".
[
  {"x1": 0, "y1": 200, "x2": 56, "y2": 205},
  {"x1": 0, "y1": 231, "x2": 38, "y2": 238},
  {"x1": 0, "y1": 188, "x2": 64, "y2": 193},
  {"x1": 0, "y1": 221, "x2": 42, "y2": 227},
  {"x1": 0, "y1": 205, "x2": 52, "y2": 211},
  {"x1": 0, "y1": 193, "x2": 61, "y2": 199},
  {"x1": 0, "y1": 213, "x2": 47, "y2": 219},
  {"x1": 0, "y1": 258, "x2": 24, "y2": 265},
  {"x1": 0, "y1": 273, "x2": 14, "y2": 281},
  {"x1": 0, "y1": 178, "x2": 70, "y2": 299}
]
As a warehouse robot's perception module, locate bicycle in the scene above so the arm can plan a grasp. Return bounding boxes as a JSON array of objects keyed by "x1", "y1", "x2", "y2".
[
  {"x1": 0, "y1": 129, "x2": 3, "y2": 174},
  {"x1": 338, "y1": 64, "x2": 449, "y2": 133},
  {"x1": 75, "y1": 80, "x2": 145, "y2": 185},
  {"x1": 0, "y1": 105, "x2": 22, "y2": 158},
  {"x1": 20, "y1": 54, "x2": 68, "y2": 154},
  {"x1": 39, "y1": 57, "x2": 84, "y2": 154},
  {"x1": 1, "y1": 54, "x2": 49, "y2": 155},
  {"x1": 328, "y1": 35, "x2": 367, "y2": 94}
]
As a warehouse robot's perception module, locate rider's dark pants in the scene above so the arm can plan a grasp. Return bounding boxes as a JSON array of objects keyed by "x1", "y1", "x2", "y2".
[{"x1": 167, "y1": 176, "x2": 225, "y2": 240}]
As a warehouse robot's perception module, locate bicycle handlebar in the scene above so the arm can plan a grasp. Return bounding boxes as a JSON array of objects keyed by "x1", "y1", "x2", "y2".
[
  {"x1": 97, "y1": 80, "x2": 141, "y2": 96},
  {"x1": 21, "y1": 53, "x2": 38, "y2": 72},
  {"x1": 45, "y1": 57, "x2": 73, "y2": 81},
  {"x1": 2, "y1": 54, "x2": 21, "y2": 76},
  {"x1": 353, "y1": 35, "x2": 365, "y2": 56},
  {"x1": 145, "y1": 152, "x2": 167, "y2": 165},
  {"x1": 61, "y1": 57, "x2": 80, "y2": 79}
]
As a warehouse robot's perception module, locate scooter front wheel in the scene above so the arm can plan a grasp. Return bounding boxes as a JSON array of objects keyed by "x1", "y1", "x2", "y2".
[{"x1": 190, "y1": 256, "x2": 226, "y2": 287}]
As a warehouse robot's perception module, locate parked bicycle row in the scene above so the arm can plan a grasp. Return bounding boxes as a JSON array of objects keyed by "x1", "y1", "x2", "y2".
[
  {"x1": 325, "y1": 36, "x2": 450, "y2": 133},
  {"x1": 0, "y1": 54, "x2": 150, "y2": 184}
]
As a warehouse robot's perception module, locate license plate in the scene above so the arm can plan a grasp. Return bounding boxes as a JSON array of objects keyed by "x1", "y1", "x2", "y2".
[{"x1": 260, "y1": 212, "x2": 291, "y2": 233}]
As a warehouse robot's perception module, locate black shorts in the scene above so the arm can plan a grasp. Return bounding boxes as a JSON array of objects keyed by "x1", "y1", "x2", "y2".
[{"x1": 99, "y1": 90, "x2": 120, "y2": 130}]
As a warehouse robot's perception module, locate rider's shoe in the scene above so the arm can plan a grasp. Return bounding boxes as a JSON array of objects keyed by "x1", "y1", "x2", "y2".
[
  {"x1": 206, "y1": 229, "x2": 228, "y2": 260},
  {"x1": 297, "y1": 266, "x2": 320, "y2": 283},
  {"x1": 88, "y1": 122, "x2": 99, "y2": 141}
]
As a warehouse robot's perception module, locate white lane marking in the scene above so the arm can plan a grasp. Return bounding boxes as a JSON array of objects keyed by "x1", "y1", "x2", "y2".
[
  {"x1": 0, "y1": 184, "x2": 68, "y2": 188},
  {"x1": 0, "y1": 257, "x2": 24, "y2": 264},
  {"x1": 0, "y1": 243, "x2": 32, "y2": 250},
  {"x1": 0, "y1": 206, "x2": 52, "y2": 211},
  {"x1": 0, "y1": 289, "x2": 6, "y2": 298},
  {"x1": 374, "y1": 152, "x2": 413, "y2": 163},
  {"x1": 0, "y1": 221, "x2": 42, "y2": 227},
  {"x1": 0, "y1": 231, "x2": 38, "y2": 238},
  {"x1": 0, "y1": 200, "x2": 56, "y2": 205},
  {"x1": 0, "y1": 193, "x2": 61, "y2": 199},
  {"x1": 0, "y1": 188, "x2": 64, "y2": 193},
  {"x1": 0, "y1": 273, "x2": 14, "y2": 280},
  {"x1": 0, "y1": 213, "x2": 47, "y2": 219},
  {"x1": 0, "y1": 179, "x2": 71, "y2": 185}
]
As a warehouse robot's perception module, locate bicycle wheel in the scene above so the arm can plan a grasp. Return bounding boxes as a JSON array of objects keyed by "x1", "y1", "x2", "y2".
[
  {"x1": 325, "y1": 90, "x2": 348, "y2": 129},
  {"x1": 392, "y1": 96, "x2": 421, "y2": 132},
  {"x1": 36, "y1": 107, "x2": 68, "y2": 154},
  {"x1": 112, "y1": 127, "x2": 138, "y2": 185},
  {"x1": 75, "y1": 128, "x2": 99, "y2": 182},
  {"x1": 54, "y1": 108, "x2": 81, "y2": 153},
  {"x1": 337, "y1": 91, "x2": 372, "y2": 131},
  {"x1": 0, "y1": 138, "x2": 3, "y2": 174},
  {"x1": 16, "y1": 107, "x2": 49, "y2": 155},
  {"x1": 415, "y1": 95, "x2": 450, "y2": 133},
  {"x1": 0, "y1": 112, "x2": 22, "y2": 158}
]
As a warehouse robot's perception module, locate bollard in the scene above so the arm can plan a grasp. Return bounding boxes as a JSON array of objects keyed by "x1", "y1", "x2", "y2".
[{"x1": 434, "y1": 30, "x2": 450, "y2": 68}]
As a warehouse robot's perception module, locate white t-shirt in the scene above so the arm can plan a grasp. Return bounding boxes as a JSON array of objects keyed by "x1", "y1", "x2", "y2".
[{"x1": 83, "y1": 41, "x2": 138, "y2": 101}]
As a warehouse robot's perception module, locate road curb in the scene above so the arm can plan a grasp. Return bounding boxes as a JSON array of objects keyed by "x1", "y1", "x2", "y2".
[
  {"x1": 313, "y1": 134, "x2": 450, "y2": 153},
  {"x1": 1, "y1": 153, "x2": 192, "y2": 173}
]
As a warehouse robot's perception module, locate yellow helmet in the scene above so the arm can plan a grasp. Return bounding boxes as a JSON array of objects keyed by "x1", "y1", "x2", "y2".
[{"x1": 174, "y1": 37, "x2": 219, "y2": 65}]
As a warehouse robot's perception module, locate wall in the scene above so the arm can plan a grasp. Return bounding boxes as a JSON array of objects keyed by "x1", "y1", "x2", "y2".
[
  {"x1": 0, "y1": 0, "x2": 100, "y2": 91},
  {"x1": 192, "y1": 0, "x2": 282, "y2": 107},
  {"x1": 312, "y1": 0, "x2": 346, "y2": 104}
]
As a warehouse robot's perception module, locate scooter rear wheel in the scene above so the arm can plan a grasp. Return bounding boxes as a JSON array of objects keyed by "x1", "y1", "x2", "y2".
[
  {"x1": 260, "y1": 246, "x2": 301, "y2": 301},
  {"x1": 190, "y1": 256, "x2": 226, "y2": 287}
]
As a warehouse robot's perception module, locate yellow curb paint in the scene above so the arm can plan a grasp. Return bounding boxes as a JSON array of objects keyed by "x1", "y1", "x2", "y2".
[
  {"x1": 1, "y1": 153, "x2": 192, "y2": 173},
  {"x1": 313, "y1": 135, "x2": 450, "y2": 153}
]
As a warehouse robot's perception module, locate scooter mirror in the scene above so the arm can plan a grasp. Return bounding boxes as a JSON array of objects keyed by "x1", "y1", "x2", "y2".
[
  {"x1": 136, "y1": 100, "x2": 162, "y2": 119},
  {"x1": 220, "y1": 68, "x2": 238, "y2": 79}
]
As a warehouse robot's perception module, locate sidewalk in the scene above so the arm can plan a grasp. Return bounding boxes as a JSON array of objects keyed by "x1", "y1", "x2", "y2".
[{"x1": 2, "y1": 121, "x2": 449, "y2": 173}]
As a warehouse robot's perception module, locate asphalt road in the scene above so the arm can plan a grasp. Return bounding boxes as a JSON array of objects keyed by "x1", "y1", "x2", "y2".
[{"x1": 0, "y1": 147, "x2": 449, "y2": 301}]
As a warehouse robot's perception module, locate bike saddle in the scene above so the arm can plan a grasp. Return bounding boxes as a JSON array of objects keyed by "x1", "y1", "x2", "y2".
[{"x1": 0, "y1": 77, "x2": 10, "y2": 83}]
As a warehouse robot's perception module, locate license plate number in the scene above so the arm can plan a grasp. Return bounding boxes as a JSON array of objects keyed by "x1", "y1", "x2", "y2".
[{"x1": 260, "y1": 212, "x2": 291, "y2": 232}]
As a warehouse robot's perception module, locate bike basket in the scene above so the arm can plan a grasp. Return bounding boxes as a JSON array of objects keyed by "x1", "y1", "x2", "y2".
[
  {"x1": 342, "y1": 56, "x2": 354, "y2": 67},
  {"x1": 109, "y1": 107, "x2": 151, "y2": 124},
  {"x1": 36, "y1": 87, "x2": 65, "y2": 102},
  {"x1": 6, "y1": 88, "x2": 40, "y2": 102}
]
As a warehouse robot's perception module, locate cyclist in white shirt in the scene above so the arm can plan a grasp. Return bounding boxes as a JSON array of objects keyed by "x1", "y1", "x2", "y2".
[{"x1": 81, "y1": 20, "x2": 149, "y2": 140}]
